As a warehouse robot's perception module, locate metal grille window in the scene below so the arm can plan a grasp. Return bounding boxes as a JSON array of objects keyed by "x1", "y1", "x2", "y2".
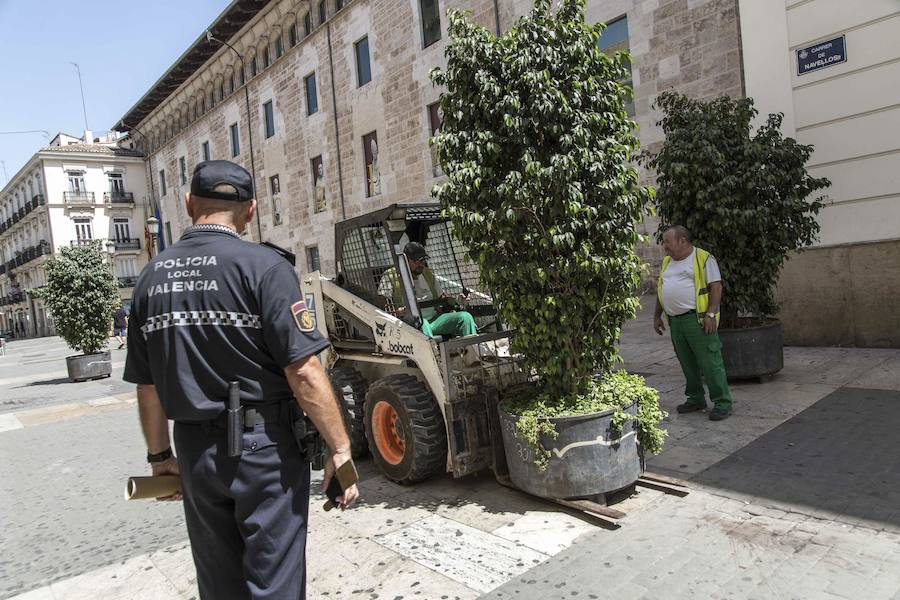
[
  {"x1": 74, "y1": 218, "x2": 93, "y2": 242},
  {"x1": 67, "y1": 172, "x2": 85, "y2": 192},
  {"x1": 340, "y1": 224, "x2": 401, "y2": 312},
  {"x1": 113, "y1": 218, "x2": 131, "y2": 241},
  {"x1": 363, "y1": 131, "x2": 380, "y2": 197},
  {"x1": 263, "y1": 46, "x2": 271, "y2": 68},
  {"x1": 306, "y1": 246, "x2": 320, "y2": 273},
  {"x1": 202, "y1": 141, "x2": 211, "y2": 161},
  {"x1": 420, "y1": 0, "x2": 441, "y2": 48},
  {"x1": 165, "y1": 221, "x2": 173, "y2": 246},
  {"x1": 275, "y1": 35, "x2": 283, "y2": 58},
  {"x1": 230, "y1": 123, "x2": 240, "y2": 157},
  {"x1": 304, "y1": 13, "x2": 312, "y2": 36},
  {"x1": 318, "y1": 0, "x2": 326, "y2": 24},
  {"x1": 179, "y1": 157, "x2": 187, "y2": 184},
  {"x1": 355, "y1": 36, "x2": 372, "y2": 87},
  {"x1": 305, "y1": 72, "x2": 318, "y2": 115},
  {"x1": 109, "y1": 173, "x2": 125, "y2": 194},
  {"x1": 263, "y1": 101, "x2": 275, "y2": 139},
  {"x1": 428, "y1": 102, "x2": 443, "y2": 177},
  {"x1": 159, "y1": 170, "x2": 167, "y2": 196},
  {"x1": 289, "y1": 23, "x2": 298, "y2": 47},
  {"x1": 597, "y1": 15, "x2": 634, "y2": 117}
]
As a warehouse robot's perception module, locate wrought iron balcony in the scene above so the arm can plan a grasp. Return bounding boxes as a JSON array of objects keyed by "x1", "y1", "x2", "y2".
[
  {"x1": 11, "y1": 213, "x2": 19, "y2": 225},
  {"x1": 70, "y1": 239, "x2": 95, "y2": 246},
  {"x1": 17, "y1": 206, "x2": 26, "y2": 218},
  {"x1": 114, "y1": 238, "x2": 141, "y2": 250},
  {"x1": 0, "y1": 222, "x2": 6, "y2": 234},
  {"x1": 63, "y1": 191, "x2": 95, "y2": 204},
  {"x1": 33, "y1": 194, "x2": 45, "y2": 206},
  {"x1": 118, "y1": 275, "x2": 139, "y2": 288},
  {"x1": 0, "y1": 264, "x2": 5, "y2": 276},
  {"x1": 104, "y1": 191, "x2": 134, "y2": 204}
]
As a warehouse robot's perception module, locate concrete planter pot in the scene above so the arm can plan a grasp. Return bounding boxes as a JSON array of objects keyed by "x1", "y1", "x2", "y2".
[
  {"x1": 66, "y1": 351, "x2": 112, "y2": 382},
  {"x1": 720, "y1": 319, "x2": 784, "y2": 380},
  {"x1": 498, "y1": 403, "x2": 642, "y2": 500}
]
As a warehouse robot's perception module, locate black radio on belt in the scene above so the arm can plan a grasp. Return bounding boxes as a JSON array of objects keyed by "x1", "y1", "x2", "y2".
[
  {"x1": 289, "y1": 403, "x2": 326, "y2": 470},
  {"x1": 227, "y1": 381, "x2": 243, "y2": 457}
]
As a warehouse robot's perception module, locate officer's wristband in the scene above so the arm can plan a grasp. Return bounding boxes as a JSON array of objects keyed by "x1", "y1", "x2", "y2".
[{"x1": 147, "y1": 447, "x2": 173, "y2": 464}]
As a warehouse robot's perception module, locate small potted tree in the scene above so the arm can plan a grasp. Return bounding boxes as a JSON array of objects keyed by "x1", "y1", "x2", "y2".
[
  {"x1": 431, "y1": 0, "x2": 666, "y2": 499},
  {"x1": 30, "y1": 241, "x2": 120, "y2": 381},
  {"x1": 643, "y1": 92, "x2": 830, "y2": 379}
]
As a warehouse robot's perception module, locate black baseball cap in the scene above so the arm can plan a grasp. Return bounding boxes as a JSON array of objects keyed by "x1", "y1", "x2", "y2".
[
  {"x1": 190, "y1": 160, "x2": 254, "y2": 202},
  {"x1": 404, "y1": 242, "x2": 429, "y2": 261}
]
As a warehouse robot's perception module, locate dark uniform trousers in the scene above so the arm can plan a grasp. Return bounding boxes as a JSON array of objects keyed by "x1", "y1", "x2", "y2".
[{"x1": 174, "y1": 413, "x2": 310, "y2": 600}]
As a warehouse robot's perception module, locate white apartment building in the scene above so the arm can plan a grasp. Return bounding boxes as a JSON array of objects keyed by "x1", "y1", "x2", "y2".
[{"x1": 0, "y1": 131, "x2": 151, "y2": 339}]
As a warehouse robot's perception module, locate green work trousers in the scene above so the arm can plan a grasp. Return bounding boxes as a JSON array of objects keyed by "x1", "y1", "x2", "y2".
[
  {"x1": 668, "y1": 313, "x2": 733, "y2": 411},
  {"x1": 421, "y1": 311, "x2": 478, "y2": 338}
]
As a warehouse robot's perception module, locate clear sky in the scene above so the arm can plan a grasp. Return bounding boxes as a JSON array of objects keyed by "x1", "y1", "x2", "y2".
[{"x1": 0, "y1": 0, "x2": 230, "y2": 185}]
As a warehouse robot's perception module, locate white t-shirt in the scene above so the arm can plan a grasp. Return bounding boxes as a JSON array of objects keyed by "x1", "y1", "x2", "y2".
[{"x1": 660, "y1": 249, "x2": 721, "y2": 316}]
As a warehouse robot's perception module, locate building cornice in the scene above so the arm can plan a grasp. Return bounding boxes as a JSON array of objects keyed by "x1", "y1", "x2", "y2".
[{"x1": 112, "y1": 0, "x2": 275, "y2": 132}]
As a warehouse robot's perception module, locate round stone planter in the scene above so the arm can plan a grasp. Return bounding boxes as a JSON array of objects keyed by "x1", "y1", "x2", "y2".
[
  {"x1": 66, "y1": 351, "x2": 112, "y2": 382},
  {"x1": 498, "y1": 403, "x2": 642, "y2": 500},
  {"x1": 720, "y1": 319, "x2": 784, "y2": 380}
]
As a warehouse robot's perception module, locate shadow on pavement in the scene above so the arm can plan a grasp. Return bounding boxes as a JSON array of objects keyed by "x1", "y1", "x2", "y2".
[
  {"x1": 694, "y1": 387, "x2": 900, "y2": 528},
  {"x1": 19, "y1": 377, "x2": 75, "y2": 387}
]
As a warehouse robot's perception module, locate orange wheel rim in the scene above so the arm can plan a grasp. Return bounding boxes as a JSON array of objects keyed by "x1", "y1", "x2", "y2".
[{"x1": 372, "y1": 401, "x2": 405, "y2": 465}]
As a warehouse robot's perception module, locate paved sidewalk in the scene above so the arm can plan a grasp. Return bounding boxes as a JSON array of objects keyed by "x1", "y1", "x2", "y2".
[{"x1": 3, "y1": 298, "x2": 899, "y2": 599}]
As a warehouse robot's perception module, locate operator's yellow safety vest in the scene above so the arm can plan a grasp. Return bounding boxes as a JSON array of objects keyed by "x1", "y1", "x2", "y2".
[
  {"x1": 385, "y1": 266, "x2": 438, "y2": 308},
  {"x1": 657, "y1": 247, "x2": 720, "y2": 325}
]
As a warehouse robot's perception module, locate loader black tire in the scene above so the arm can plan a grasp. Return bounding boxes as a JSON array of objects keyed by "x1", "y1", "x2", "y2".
[
  {"x1": 364, "y1": 374, "x2": 447, "y2": 485},
  {"x1": 328, "y1": 366, "x2": 369, "y2": 459}
]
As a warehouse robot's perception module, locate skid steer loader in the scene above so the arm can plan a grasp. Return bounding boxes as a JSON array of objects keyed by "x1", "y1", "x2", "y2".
[{"x1": 300, "y1": 203, "x2": 528, "y2": 484}]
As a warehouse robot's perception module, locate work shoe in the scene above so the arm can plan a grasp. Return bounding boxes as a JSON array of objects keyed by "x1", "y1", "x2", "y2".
[
  {"x1": 709, "y1": 407, "x2": 732, "y2": 421},
  {"x1": 676, "y1": 402, "x2": 705, "y2": 414}
]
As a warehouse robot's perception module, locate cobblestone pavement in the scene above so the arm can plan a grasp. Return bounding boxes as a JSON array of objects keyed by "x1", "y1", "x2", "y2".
[{"x1": 2, "y1": 299, "x2": 899, "y2": 599}]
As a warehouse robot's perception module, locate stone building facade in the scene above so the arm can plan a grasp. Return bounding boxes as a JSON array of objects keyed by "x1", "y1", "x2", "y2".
[
  {"x1": 116, "y1": 0, "x2": 897, "y2": 346},
  {"x1": 116, "y1": 0, "x2": 742, "y2": 278}
]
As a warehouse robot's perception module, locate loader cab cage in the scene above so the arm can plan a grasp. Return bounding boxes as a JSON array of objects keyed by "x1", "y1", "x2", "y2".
[{"x1": 334, "y1": 203, "x2": 500, "y2": 333}]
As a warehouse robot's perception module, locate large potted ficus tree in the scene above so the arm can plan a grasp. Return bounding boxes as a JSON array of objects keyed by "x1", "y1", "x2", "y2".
[
  {"x1": 643, "y1": 91, "x2": 830, "y2": 379},
  {"x1": 430, "y1": 0, "x2": 666, "y2": 499},
  {"x1": 30, "y1": 241, "x2": 120, "y2": 382}
]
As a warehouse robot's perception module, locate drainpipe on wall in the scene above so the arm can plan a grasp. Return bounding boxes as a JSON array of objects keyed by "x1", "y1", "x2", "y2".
[{"x1": 326, "y1": 22, "x2": 347, "y2": 221}]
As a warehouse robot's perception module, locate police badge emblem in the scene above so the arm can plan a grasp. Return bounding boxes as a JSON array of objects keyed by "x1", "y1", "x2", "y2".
[{"x1": 291, "y1": 300, "x2": 316, "y2": 332}]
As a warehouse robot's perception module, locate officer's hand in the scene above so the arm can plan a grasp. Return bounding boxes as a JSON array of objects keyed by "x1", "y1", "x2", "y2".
[
  {"x1": 653, "y1": 315, "x2": 666, "y2": 335},
  {"x1": 151, "y1": 456, "x2": 182, "y2": 502},
  {"x1": 322, "y1": 449, "x2": 359, "y2": 510},
  {"x1": 703, "y1": 315, "x2": 718, "y2": 334}
]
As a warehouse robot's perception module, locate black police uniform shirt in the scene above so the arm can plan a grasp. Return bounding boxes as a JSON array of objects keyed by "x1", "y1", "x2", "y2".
[{"x1": 123, "y1": 224, "x2": 330, "y2": 421}]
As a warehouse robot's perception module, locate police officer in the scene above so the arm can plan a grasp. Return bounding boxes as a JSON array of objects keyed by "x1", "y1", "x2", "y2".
[{"x1": 124, "y1": 160, "x2": 358, "y2": 599}]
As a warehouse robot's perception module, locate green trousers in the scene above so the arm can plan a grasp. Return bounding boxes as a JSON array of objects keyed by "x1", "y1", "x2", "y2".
[
  {"x1": 669, "y1": 313, "x2": 733, "y2": 411},
  {"x1": 421, "y1": 311, "x2": 478, "y2": 338}
]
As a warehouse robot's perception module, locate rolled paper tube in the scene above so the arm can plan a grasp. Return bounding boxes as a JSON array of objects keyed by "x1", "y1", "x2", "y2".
[{"x1": 125, "y1": 475, "x2": 181, "y2": 500}]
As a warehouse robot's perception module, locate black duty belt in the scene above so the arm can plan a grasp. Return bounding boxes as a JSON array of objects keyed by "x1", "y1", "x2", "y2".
[{"x1": 178, "y1": 402, "x2": 289, "y2": 430}]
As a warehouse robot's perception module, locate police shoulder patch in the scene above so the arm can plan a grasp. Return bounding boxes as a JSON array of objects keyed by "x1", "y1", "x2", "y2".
[{"x1": 291, "y1": 300, "x2": 315, "y2": 332}]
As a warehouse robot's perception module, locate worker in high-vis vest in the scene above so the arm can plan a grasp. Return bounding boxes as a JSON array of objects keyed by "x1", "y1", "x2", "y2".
[
  {"x1": 654, "y1": 225, "x2": 733, "y2": 421},
  {"x1": 378, "y1": 242, "x2": 477, "y2": 338}
]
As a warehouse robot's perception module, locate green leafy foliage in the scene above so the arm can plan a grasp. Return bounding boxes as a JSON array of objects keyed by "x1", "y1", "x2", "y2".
[
  {"x1": 431, "y1": 0, "x2": 666, "y2": 467},
  {"x1": 431, "y1": 0, "x2": 653, "y2": 398},
  {"x1": 503, "y1": 371, "x2": 667, "y2": 471},
  {"x1": 30, "y1": 242, "x2": 120, "y2": 355},
  {"x1": 643, "y1": 91, "x2": 831, "y2": 326}
]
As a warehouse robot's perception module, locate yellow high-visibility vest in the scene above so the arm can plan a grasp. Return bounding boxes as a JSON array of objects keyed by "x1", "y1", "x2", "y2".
[
  {"x1": 657, "y1": 247, "x2": 720, "y2": 325},
  {"x1": 384, "y1": 266, "x2": 438, "y2": 308}
]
